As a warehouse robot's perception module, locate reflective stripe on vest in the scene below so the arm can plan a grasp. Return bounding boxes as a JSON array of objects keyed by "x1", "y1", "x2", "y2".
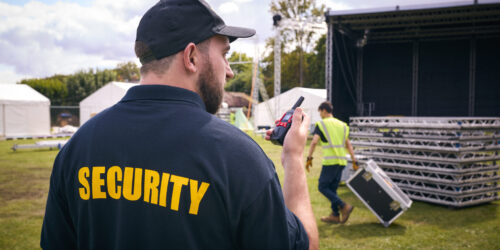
[
  {"x1": 324, "y1": 156, "x2": 348, "y2": 160},
  {"x1": 319, "y1": 120, "x2": 346, "y2": 149}
]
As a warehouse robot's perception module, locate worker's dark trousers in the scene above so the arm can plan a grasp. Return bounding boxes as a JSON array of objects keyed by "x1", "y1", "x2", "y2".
[{"x1": 318, "y1": 165, "x2": 345, "y2": 216}]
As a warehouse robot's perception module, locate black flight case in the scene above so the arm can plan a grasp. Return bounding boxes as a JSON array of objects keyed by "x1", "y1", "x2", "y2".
[{"x1": 346, "y1": 160, "x2": 412, "y2": 227}]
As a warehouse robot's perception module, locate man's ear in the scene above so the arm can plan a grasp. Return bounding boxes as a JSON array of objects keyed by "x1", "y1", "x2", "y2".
[{"x1": 183, "y1": 43, "x2": 198, "y2": 73}]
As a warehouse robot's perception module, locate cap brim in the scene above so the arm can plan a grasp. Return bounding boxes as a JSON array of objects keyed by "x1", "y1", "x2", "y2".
[{"x1": 215, "y1": 25, "x2": 256, "y2": 42}]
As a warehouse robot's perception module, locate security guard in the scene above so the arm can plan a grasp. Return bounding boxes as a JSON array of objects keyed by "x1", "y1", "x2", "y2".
[
  {"x1": 40, "y1": 0, "x2": 318, "y2": 249},
  {"x1": 306, "y1": 101, "x2": 357, "y2": 224}
]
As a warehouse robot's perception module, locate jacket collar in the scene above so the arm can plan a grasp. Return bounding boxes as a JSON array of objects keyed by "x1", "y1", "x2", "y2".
[{"x1": 120, "y1": 84, "x2": 206, "y2": 111}]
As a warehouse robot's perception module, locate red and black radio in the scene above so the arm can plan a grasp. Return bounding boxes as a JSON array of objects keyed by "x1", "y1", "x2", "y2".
[{"x1": 270, "y1": 96, "x2": 304, "y2": 145}]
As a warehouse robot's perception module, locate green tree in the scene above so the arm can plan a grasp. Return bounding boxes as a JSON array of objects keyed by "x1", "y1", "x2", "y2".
[
  {"x1": 306, "y1": 34, "x2": 325, "y2": 89},
  {"x1": 225, "y1": 52, "x2": 254, "y2": 94},
  {"x1": 65, "y1": 68, "x2": 117, "y2": 105},
  {"x1": 262, "y1": 38, "x2": 317, "y2": 96},
  {"x1": 18, "y1": 64, "x2": 131, "y2": 106},
  {"x1": 65, "y1": 69, "x2": 95, "y2": 105},
  {"x1": 115, "y1": 62, "x2": 140, "y2": 82},
  {"x1": 262, "y1": 35, "x2": 326, "y2": 96},
  {"x1": 95, "y1": 69, "x2": 118, "y2": 88},
  {"x1": 270, "y1": 0, "x2": 325, "y2": 86},
  {"x1": 20, "y1": 78, "x2": 68, "y2": 105}
]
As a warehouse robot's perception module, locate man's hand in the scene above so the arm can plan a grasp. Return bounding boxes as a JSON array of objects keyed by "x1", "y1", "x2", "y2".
[
  {"x1": 265, "y1": 108, "x2": 310, "y2": 156},
  {"x1": 281, "y1": 108, "x2": 310, "y2": 162},
  {"x1": 352, "y1": 161, "x2": 359, "y2": 171},
  {"x1": 305, "y1": 156, "x2": 313, "y2": 172}
]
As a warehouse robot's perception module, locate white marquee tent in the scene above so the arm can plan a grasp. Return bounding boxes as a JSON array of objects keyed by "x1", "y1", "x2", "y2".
[
  {"x1": 0, "y1": 84, "x2": 51, "y2": 137},
  {"x1": 79, "y1": 82, "x2": 138, "y2": 125},
  {"x1": 254, "y1": 87, "x2": 326, "y2": 131}
]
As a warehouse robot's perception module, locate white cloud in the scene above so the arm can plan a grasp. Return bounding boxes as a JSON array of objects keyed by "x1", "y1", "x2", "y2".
[
  {"x1": 317, "y1": 0, "x2": 353, "y2": 10},
  {"x1": 0, "y1": 1, "x2": 154, "y2": 79},
  {"x1": 219, "y1": 2, "x2": 239, "y2": 14},
  {"x1": 0, "y1": 0, "x2": 271, "y2": 80},
  {"x1": 230, "y1": 37, "x2": 266, "y2": 60},
  {"x1": 0, "y1": 65, "x2": 29, "y2": 84}
]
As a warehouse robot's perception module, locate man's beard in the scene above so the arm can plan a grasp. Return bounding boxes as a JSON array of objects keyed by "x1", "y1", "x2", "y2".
[{"x1": 197, "y1": 61, "x2": 223, "y2": 114}]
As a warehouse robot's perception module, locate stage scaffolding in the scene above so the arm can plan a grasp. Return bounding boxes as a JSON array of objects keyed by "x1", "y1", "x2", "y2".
[{"x1": 350, "y1": 116, "x2": 500, "y2": 207}]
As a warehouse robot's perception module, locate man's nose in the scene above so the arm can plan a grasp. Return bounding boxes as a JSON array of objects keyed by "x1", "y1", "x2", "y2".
[{"x1": 226, "y1": 64, "x2": 234, "y2": 80}]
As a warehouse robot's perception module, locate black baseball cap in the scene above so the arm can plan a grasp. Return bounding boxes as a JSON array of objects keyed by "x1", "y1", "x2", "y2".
[{"x1": 136, "y1": 0, "x2": 256, "y2": 64}]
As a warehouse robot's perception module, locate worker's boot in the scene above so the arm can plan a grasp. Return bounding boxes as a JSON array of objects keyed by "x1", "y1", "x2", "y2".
[
  {"x1": 320, "y1": 213, "x2": 341, "y2": 224},
  {"x1": 340, "y1": 203, "x2": 354, "y2": 224}
]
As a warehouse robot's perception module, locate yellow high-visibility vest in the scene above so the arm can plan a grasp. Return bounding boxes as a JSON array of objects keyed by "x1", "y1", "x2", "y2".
[
  {"x1": 316, "y1": 117, "x2": 349, "y2": 166},
  {"x1": 230, "y1": 113, "x2": 235, "y2": 125}
]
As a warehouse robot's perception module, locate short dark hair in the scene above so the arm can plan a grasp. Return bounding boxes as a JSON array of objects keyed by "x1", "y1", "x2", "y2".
[
  {"x1": 134, "y1": 39, "x2": 211, "y2": 77},
  {"x1": 318, "y1": 101, "x2": 333, "y2": 114},
  {"x1": 135, "y1": 41, "x2": 174, "y2": 76}
]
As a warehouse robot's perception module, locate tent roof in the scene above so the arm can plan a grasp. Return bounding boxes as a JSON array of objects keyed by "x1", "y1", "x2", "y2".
[
  {"x1": 80, "y1": 81, "x2": 138, "y2": 105},
  {"x1": 254, "y1": 87, "x2": 327, "y2": 128},
  {"x1": 297, "y1": 87, "x2": 327, "y2": 98},
  {"x1": 0, "y1": 84, "x2": 50, "y2": 105},
  {"x1": 267, "y1": 87, "x2": 326, "y2": 103}
]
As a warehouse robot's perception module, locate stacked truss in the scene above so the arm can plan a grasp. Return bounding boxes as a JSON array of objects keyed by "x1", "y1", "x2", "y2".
[{"x1": 350, "y1": 117, "x2": 500, "y2": 207}]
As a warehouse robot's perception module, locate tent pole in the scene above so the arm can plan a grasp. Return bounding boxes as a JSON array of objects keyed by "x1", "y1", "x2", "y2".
[{"x1": 247, "y1": 62, "x2": 259, "y2": 119}]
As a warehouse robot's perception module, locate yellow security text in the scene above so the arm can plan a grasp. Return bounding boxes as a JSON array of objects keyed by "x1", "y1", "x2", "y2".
[{"x1": 77, "y1": 166, "x2": 210, "y2": 215}]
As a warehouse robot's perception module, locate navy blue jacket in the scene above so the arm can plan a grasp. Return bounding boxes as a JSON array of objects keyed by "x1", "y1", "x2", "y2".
[{"x1": 41, "y1": 85, "x2": 308, "y2": 250}]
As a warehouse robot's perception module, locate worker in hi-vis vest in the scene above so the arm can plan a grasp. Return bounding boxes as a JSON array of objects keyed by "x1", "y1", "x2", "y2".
[{"x1": 306, "y1": 101, "x2": 358, "y2": 224}]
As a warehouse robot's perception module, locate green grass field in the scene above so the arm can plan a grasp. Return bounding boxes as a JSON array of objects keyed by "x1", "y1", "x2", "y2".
[{"x1": 1, "y1": 136, "x2": 499, "y2": 249}]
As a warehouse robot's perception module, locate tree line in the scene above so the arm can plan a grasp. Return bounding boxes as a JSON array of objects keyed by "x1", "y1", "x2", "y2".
[{"x1": 19, "y1": 62, "x2": 140, "y2": 106}]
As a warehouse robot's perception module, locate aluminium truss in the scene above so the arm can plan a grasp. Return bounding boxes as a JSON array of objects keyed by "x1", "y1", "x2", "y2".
[
  {"x1": 355, "y1": 147, "x2": 500, "y2": 164},
  {"x1": 356, "y1": 156, "x2": 499, "y2": 174},
  {"x1": 401, "y1": 187, "x2": 499, "y2": 207},
  {"x1": 386, "y1": 171, "x2": 499, "y2": 187},
  {"x1": 350, "y1": 117, "x2": 500, "y2": 130},
  {"x1": 350, "y1": 129, "x2": 500, "y2": 141},
  {"x1": 391, "y1": 178, "x2": 500, "y2": 196},
  {"x1": 350, "y1": 116, "x2": 500, "y2": 207},
  {"x1": 357, "y1": 160, "x2": 499, "y2": 184},
  {"x1": 351, "y1": 136, "x2": 500, "y2": 153}
]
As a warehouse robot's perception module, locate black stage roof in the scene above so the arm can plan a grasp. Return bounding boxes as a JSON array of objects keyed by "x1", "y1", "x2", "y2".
[{"x1": 325, "y1": 1, "x2": 500, "y2": 43}]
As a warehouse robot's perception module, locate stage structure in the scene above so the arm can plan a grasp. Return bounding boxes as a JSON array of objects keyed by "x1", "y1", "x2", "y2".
[
  {"x1": 349, "y1": 116, "x2": 500, "y2": 207},
  {"x1": 325, "y1": 1, "x2": 500, "y2": 123}
]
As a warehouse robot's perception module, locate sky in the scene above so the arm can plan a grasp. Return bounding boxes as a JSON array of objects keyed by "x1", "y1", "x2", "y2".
[{"x1": 0, "y1": 0, "x2": 482, "y2": 84}]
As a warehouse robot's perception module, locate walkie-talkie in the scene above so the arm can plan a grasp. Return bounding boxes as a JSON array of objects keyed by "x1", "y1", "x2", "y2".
[{"x1": 270, "y1": 96, "x2": 305, "y2": 145}]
